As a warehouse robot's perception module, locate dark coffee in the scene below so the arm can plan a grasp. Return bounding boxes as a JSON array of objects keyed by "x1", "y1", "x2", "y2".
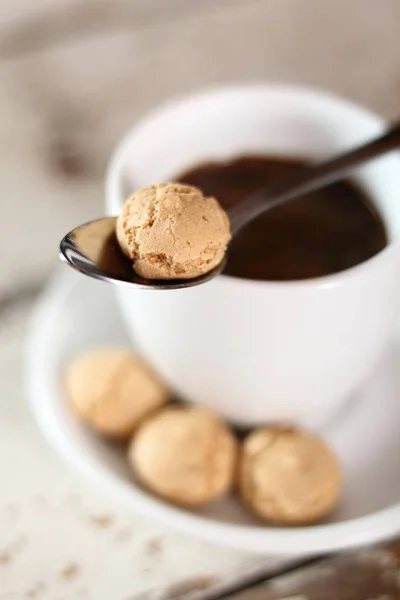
[{"x1": 177, "y1": 156, "x2": 387, "y2": 281}]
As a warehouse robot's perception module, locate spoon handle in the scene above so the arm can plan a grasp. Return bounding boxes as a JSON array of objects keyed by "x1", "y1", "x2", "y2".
[{"x1": 228, "y1": 121, "x2": 400, "y2": 234}]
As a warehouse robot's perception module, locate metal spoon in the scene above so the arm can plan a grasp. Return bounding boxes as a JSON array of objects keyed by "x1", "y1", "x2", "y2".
[{"x1": 60, "y1": 122, "x2": 400, "y2": 290}]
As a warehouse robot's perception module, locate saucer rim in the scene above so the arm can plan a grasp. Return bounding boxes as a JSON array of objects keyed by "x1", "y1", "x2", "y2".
[{"x1": 25, "y1": 270, "x2": 400, "y2": 555}]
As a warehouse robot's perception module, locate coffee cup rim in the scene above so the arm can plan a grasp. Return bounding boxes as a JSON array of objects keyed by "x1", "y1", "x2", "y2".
[{"x1": 105, "y1": 82, "x2": 400, "y2": 290}]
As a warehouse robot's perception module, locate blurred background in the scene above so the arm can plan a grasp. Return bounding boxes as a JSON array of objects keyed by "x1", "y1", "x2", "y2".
[{"x1": 2, "y1": 1, "x2": 400, "y2": 597}]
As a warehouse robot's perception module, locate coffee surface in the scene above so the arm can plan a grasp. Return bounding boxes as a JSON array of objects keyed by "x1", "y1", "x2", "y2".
[{"x1": 177, "y1": 156, "x2": 387, "y2": 281}]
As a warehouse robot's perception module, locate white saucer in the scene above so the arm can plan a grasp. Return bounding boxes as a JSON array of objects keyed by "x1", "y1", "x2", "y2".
[{"x1": 26, "y1": 271, "x2": 400, "y2": 555}]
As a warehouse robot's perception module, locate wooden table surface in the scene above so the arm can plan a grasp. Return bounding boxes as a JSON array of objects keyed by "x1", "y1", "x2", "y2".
[{"x1": 1, "y1": 1, "x2": 400, "y2": 598}]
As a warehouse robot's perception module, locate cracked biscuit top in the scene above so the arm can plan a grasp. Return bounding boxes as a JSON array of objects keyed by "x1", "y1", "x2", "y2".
[
  {"x1": 237, "y1": 426, "x2": 341, "y2": 525},
  {"x1": 115, "y1": 183, "x2": 231, "y2": 280}
]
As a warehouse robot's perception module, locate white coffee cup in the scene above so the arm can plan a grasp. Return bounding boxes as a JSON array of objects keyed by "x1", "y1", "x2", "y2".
[{"x1": 106, "y1": 84, "x2": 400, "y2": 428}]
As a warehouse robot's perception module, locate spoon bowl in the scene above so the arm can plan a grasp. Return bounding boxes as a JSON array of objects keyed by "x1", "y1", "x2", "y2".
[{"x1": 59, "y1": 217, "x2": 225, "y2": 290}]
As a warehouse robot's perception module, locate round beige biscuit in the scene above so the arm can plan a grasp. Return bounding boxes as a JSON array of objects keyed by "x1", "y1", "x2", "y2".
[
  {"x1": 129, "y1": 405, "x2": 237, "y2": 507},
  {"x1": 65, "y1": 347, "x2": 169, "y2": 439},
  {"x1": 237, "y1": 426, "x2": 341, "y2": 525},
  {"x1": 116, "y1": 183, "x2": 231, "y2": 280}
]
